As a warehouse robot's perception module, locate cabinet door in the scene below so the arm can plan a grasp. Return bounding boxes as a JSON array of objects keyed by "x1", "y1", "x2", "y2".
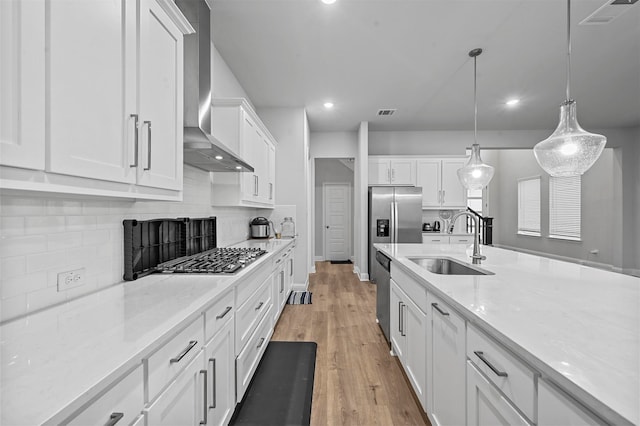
[
  {"x1": 404, "y1": 298, "x2": 427, "y2": 410},
  {"x1": 368, "y1": 158, "x2": 391, "y2": 185},
  {"x1": 467, "y1": 361, "x2": 531, "y2": 426},
  {"x1": 0, "y1": 0, "x2": 45, "y2": 170},
  {"x1": 241, "y1": 112, "x2": 259, "y2": 201},
  {"x1": 286, "y1": 254, "x2": 294, "y2": 291},
  {"x1": 256, "y1": 132, "x2": 270, "y2": 203},
  {"x1": 205, "y1": 320, "x2": 235, "y2": 426},
  {"x1": 416, "y1": 160, "x2": 441, "y2": 207},
  {"x1": 137, "y1": 0, "x2": 183, "y2": 190},
  {"x1": 538, "y1": 380, "x2": 602, "y2": 426},
  {"x1": 47, "y1": 0, "x2": 137, "y2": 184},
  {"x1": 268, "y1": 140, "x2": 276, "y2": 203},
  {"x1": 430, "y1": 296, "x2": 466, "y2": 426},
  {"x1": 146, "y1": 351, "x2": 207, "y2": 426},
  {"x1": 441, "y1": 159, "x2": 467, "y2": 208},
  {"x1": 390, "y1": 281, "x2": 405, "y2": 361},
  {"x1": 390, "y1": 159, "x2": 415, "y2": 185},
  {"x1": 423, "y1": 235, "x2": 449, "y2": 244}
]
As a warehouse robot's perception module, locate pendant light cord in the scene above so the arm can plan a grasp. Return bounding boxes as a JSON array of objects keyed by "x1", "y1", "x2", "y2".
[
  {"x1": 566, "y1": 0, "x2": 572, "y2": 102},
  {"x1": 473, "y1": 54, "x2": 478, "y2": 144}
]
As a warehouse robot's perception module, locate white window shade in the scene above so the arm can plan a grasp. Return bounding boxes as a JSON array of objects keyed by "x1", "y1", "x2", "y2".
[
  {"x1": 518, "y1": 177, "x2": 540, "y2": 235},
  {"x1": 549, "y1": 176, "x2": 581, "y2": 240}
]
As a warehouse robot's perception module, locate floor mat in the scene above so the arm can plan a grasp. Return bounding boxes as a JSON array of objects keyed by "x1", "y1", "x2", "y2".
[
  {"x1": 330, "y1": 260, "x2": 352, "y2": 264},
  {"x1": 287, "y1": 291, "x2": 312, "y2": 304},
  {"x1": 230, "y1": 341, "x2": 317, "y2": 426}
]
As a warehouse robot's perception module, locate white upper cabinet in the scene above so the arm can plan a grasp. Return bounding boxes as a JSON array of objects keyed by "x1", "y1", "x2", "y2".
[
  {"x1": 210, "y1": 98, "x2": 277, "y2": 208},
  {"x1": 368, "y1": 157, "x2": 415, "y2": 185},
  {"x1": 0, "y1": 0, "x2": 45, "y2": 170},
  {"x1": 0, "y1": 0, "x2": 192, "y2": 200},
  {"x1": 416, "y1": 157, "x2": 467, "y2": 209}
]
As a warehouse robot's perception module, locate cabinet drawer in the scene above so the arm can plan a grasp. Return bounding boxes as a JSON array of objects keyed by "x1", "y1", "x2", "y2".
[
  {"x1": 467, "y1": 325, "x2": 536, "y2": 422},
  {"x1": 235, "y1": 262, "x2": 269, "y2": 303},
  {"x1": 236, "y1": 275, "x2": 272, "y2": 353},
  {"x1": 423, "y1": 235, "x2": 449, "y2": 244},
  {"x1": 538, "y1": 379, "x2": 603, "y2": 426},
  {"x1": 204, "y1": 289, "x2": 234, "y2": 343},
  {"x1": 147, "y1": 317, "x2": 204, "y2": 402},
  {"x1": 236, "y1": 304, "x2": 274, "y2": 403},
  {"x1": 390, "y1": 263, "x2": 427, "y2": 313},
  {"x1": 66, "y1": 364, "x2": 143, "y2": 425},
  {"x1": 450, "y1": 235, "x2": 473, "y2": 244}
]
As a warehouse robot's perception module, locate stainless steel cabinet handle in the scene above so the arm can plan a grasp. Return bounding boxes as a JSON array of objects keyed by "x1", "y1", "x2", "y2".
[
  {"x1": 280, "y1": 271, "x2": 284, "y2": 293},
  {"x1": 143, "y1": 120, "x2": 151, "y2": 171},
  {"x1": 398, "y1": 301, "x2": 403, "y2": 334},
  {"x1": 255, "y1": 301, "x2": 264, "y2": 311},
  {"x1": 289, "y1": 258, "x2": 293, "y2": 276},
  {"x1": 391, "y1": 168, "x2": 395, "y2": 181},
  {"x1": 442, "y1": 190, "x2": 445, "y2": 204},
  {"x1": 269, "y1": 183, "x2": 273, "y2": 200},
  {"x1": 215, "y1": 306, "x2": 232, "y2": 320},
  {"x1": 275, "y1": 258, "x2": 282, "y2": 264},
  {"x1": 387, "y1": 168, "x2": 391, "y2": 183},
  {"x1": 400, "y1": 303, "x2": 406, "y2": 337},
  {"x1": 199, "y1": 369, "x2": 208, "y2": 425},
  {"x1": 105, "y1": 412, "x2": 124, "y2": 426},
  {"x1": 129, "y1": 114, "x2": 139, "y2": 168},
  {"x1": 169, "y1": 340, "x2": 198, "y2": 363},
  {"x1": 474, "y1": 351, "x2": 508, "y2": 377},
  {"x1": 432, "y1": 302, "x2": 450, "y2": 316},
  {"x1": 209, "y1": 358, "x2": 217, "y2": 409},
  {"x1": 257, "y1": 337, "x2": 266, "y2": 348},
  {"x1": 254, "y1": 175, "x2": 258, "y2": 196}
]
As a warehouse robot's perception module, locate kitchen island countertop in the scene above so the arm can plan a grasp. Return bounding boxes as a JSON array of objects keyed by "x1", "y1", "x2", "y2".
[
  {"x1": 375, "y1": 243, "x2": 640, "y2": 425},
  {"x1": 0, "y1": 238, "x2": 294, "y2": 425}
]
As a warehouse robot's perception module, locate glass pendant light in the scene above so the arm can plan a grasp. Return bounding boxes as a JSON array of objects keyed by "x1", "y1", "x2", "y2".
[
  {"x1": 457, "y1": 48, "x2": 495, "y2": 191},
  {"x1": 533, "y1": 0, "x2": 606, "y2": 177}
]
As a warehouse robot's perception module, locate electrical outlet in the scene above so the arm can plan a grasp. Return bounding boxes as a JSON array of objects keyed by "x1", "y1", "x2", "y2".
[{"x1": 57, "y1": 268, "x2": 85, "y2": 291}]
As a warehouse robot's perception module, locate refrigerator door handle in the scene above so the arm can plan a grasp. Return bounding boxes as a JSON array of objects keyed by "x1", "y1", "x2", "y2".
[
  {"x1": 393, "y1": 201, "x2": 399, "y2": 243},
  {"x1": 390, "y1": 202, "x2": 395, "y2": 243}
]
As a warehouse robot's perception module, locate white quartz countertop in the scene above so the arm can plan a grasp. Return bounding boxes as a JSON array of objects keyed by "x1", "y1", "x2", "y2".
[
  {"x1": 0, "y1": 238, "x2": 294, "y2": 425},
  {"x1": 374, "y1": 243, "x2": 640, "y2": 425}
]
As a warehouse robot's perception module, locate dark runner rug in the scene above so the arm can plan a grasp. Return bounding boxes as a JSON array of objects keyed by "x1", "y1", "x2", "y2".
[
  {"x1": 330, "y1": 259, "x2": 352, "y2": 264},
  {"x1": 230, "y1": 341, "x2": 317, "y2": 426}
]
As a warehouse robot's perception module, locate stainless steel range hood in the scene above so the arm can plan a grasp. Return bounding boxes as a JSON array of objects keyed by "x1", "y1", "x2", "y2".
[{"x1": 176, "y1": 0, "x2": 254, "y2": 173}]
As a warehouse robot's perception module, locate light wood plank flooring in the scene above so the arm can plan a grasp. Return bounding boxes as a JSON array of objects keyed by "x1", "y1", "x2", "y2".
[{"x1": 272, "y1": 261, "x2": 430, "y2": 426}]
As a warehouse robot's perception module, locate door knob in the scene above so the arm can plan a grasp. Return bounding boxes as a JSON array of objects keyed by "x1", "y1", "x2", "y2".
[{"x1": 326, "y1": 226, "x2": 329, "y2": 229}]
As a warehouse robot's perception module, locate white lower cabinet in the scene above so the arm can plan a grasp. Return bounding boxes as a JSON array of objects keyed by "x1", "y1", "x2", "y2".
[
  {"x1": 428, "y1": 294, "x2": 466, "y2": 426},
  {"x1": 538, "y1": 379, "x2": 603, "y2": 426},
  {"x1": 145, "y1": 351, "x2": 207, "y2": 426},
  {"x1": 467, "y1": 361, "x2": 531, "y2": 426},
  {"x1": 236, "y1": 304, "x2": 274, "y2": 403},
  {"x1": 390, "y1": 279, "x2": 427, "y2": 409},
  {"x1": 204, "y1": 319, "x2": 235, "y2": 426},
  {"x1": 65, "y1": 364, "x2": 144, "y2": 426}
]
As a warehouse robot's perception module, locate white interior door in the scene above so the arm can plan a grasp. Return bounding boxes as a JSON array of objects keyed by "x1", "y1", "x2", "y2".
[{"x1": 323, "y1": 183, "x2": 351, "y2": 261}]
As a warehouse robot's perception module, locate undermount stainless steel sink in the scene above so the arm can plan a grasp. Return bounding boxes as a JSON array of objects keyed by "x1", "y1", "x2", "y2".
[{"x1": 407, "y1": 257, "x2": 494, "y2": 275}]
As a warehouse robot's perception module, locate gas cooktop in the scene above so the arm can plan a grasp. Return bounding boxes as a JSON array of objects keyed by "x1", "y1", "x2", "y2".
[{"x1": 155, "y1": 247, "x2": 267, "y2": 274}]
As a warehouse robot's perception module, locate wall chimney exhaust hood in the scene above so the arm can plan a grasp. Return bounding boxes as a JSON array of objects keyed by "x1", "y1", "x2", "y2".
[{"x1": 176, "y1": 0, "x2": 254, "y2": 173}]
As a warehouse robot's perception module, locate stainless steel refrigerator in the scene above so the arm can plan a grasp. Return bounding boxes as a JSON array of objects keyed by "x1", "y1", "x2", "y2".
[{"x1": 368, "y1": 186, "x2": 423, "y2": 343}]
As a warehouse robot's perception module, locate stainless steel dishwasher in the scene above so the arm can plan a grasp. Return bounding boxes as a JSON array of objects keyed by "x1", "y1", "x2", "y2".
[{"x1": 375, "y1": 250, "x2": 391, "y2": 344}]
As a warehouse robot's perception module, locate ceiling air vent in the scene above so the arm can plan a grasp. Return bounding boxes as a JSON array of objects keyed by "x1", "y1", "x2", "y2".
[
  {"x1": 377, "y1": 109, "x2": 397, "y2": 116},
  {"x1": 580, "y1": 0, "x2": 639, "y2": 25}
]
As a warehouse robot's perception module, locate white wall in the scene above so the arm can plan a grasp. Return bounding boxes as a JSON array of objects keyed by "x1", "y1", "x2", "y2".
[
  {"x1": 257, "y1": 108, "x2": 310, "y2": 288},
  {"x1": 310, "y1": 131, "x2": 358, "y2": 158},
  {"x1": 354, "y1": 122, "x2": 369, "y2": 280},
  {"x1": 314, "y1": 159, "x2": 354, "y2": 258}
]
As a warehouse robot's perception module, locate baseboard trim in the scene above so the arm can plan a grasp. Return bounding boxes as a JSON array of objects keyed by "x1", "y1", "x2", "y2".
[
  {"x1": 353, "y1": 265, "x2": 369, "y2": 281},
  {"x1": 314, "y1": 256, "x2": 324, "y2": 262}
]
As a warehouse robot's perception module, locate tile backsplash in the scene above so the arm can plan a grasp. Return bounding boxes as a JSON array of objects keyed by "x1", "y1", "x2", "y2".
[{"x1": 0, "y1": 166, "x2": 260, "y2": 323}]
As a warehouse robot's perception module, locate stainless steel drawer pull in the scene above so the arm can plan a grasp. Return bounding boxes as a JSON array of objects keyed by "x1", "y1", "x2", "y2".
[
  {"x1": 216, "y1": 306, "x2": 232, "y2": 320},
  {"x1": 432, "y1": 303, "x2": 450, "y2": 316},
  {"x1": 144, "y1": 121, "x2": 151, "y2": 171},
  {"x1": 105, "y1": 412, "x2": 124, "y2": 426},
  {"x1": 400, "y1": 303, "x2": 406, "y2": 337},
  {"x1": 129, "y1": 114, "x2": 139, "y2": 168},
  {"x1": 209, "y1": 358, "x2": 217, "y2": 409},
  {"x1": 398, "y1": 301, "x2": 403, "y2": 334},
  {"x1": 169, "y1": 340, "x2": 198, "y2": 363},
  {"x1": 199, "y1": 369, "x2": 208, "y2": 425},
  {"x1": 257, "y1": 337, "x2": 266, "y2": 349},
  {"x1": 474, "y1": 351, "x2": 508, "y2": 377},
  {"x1": 255, "y1": 301, "x2": 264, "y2": 311},
  {"x1": 275, "y1": 258, "x2": 282, "y2": 264}
]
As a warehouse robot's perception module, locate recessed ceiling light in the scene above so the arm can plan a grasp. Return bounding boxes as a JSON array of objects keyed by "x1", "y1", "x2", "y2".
[
  {"x1": 215, "y1": 155, "x2": 223, "y2": 160},
  {"x1": 506, "y1": 99, "x2": 520, "y2": 107},
  {"x1": 323, "y1": 102, "x2": 334, "y2": 109},
  {"x1": 235, "y1": 166, "x2": 242, "y2": 170},
  {"x1": 321, "y1": 0, "x2": 337, "y2": 4}
]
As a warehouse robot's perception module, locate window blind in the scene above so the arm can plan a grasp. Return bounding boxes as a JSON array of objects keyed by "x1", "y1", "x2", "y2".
[
  {"x1": 517, "y1": 177, "x2": 540, "y2": 235},
  {"x1": 549, "y1": 176, "x2": 581, "y2": 240}
]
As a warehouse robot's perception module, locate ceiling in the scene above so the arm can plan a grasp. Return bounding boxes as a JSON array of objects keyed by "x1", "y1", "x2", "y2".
[{"x1": 211, "y1": 0, "x2": 640, "y2": 132}]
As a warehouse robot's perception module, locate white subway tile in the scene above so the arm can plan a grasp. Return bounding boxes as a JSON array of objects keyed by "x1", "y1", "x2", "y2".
[
  {"x1": 46, "y1": 199, "x2": 82, "y2": 215},
  {"x1": 0, "y1": 235, "x2": 47, "y2": 258},
  {"x1": 82, "y1": 229, "x2": 110, "y2": 246},
  {"x1": 65, "y1": 215, "x2": 97, "y2": 231},
  {"x1": 64, "y1": 246, "x2": 96, "y2": 268},
  {"x1": 82, "y1": 200, "x2": 110, "y2": 215},
  {"x1": 0, "y1": 197, "x2": 46, "y2": 216},
  {"x1": 0, "y1": 216, "x2": 25, "y2": 237},
  {"x1": 1, "y1": 271, "x2": 47, "y2": 299},
  {"x1": 1, "y1": 294, "x2": 27, "y2": 322},
  {"x1": 25, "y1": 216, "x2": 66, "y2": 235},
  {"x1": 96, "y1": 215, "x2": 121, "y2": 230},
  {"x1": 47, "y1": 232, "x2": 82, "y2": 251},
  {"x1": 26, "y1": 250, "x2": 68, "y2": 273},
  {"x1": 1, "y1": 256, "x2": 26, "y2": 280}
]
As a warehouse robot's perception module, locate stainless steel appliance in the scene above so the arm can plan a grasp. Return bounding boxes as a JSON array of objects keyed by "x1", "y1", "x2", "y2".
[
  {"x1": 157, "y1": 247, "x2": 267, "y2": 274},
  {"x1": 250, "y1": 217, "x2": 271, "y2": 239},
  {"x1": 368, "y1": 186, "x2": 423, "y2": 342}
]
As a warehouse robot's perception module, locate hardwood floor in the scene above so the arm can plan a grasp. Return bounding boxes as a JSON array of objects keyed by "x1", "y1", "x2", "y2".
[{"x1": 272, "y1": 261, "x2": 430, "y2": 426}]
